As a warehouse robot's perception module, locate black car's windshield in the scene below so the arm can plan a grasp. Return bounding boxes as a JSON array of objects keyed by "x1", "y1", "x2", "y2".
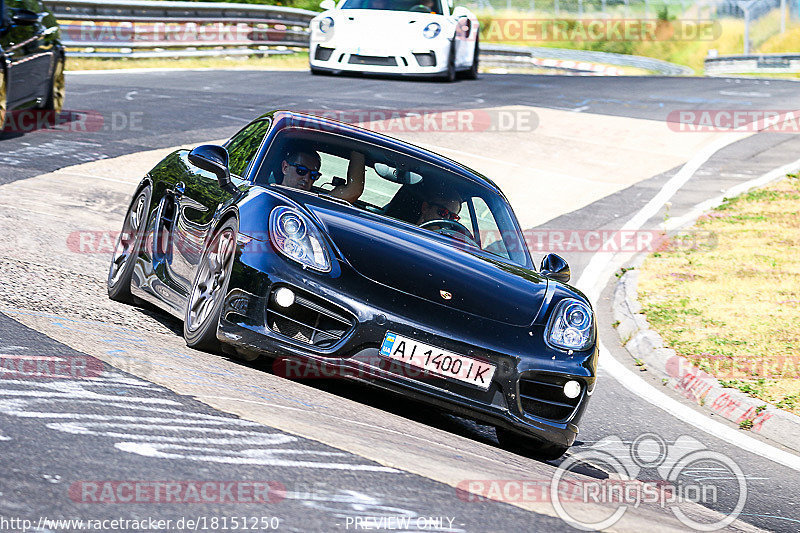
[
  {"x1": 340, "y1": 0, "x2": 444, "y2": 15},
  {"x1": 255, "y1": 126, "x2": 530, "y2": 268}
]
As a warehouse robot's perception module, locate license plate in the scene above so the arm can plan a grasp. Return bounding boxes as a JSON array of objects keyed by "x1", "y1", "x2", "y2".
[{"x1": 379, "y1": 332, "x2": 496, "y2": 390}]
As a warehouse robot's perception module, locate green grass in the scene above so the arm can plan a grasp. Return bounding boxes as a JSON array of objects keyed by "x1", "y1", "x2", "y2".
[
  {"x1": 66, "y1": 52, "x2": 310, "y2": 71},
  {"x1": 638, "y1": 173, "x2": 800, "y2": 415}
]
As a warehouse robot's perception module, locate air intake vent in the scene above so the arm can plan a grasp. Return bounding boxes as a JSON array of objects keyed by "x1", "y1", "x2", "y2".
[
  {"x1": 518, "y1": 374, "x2": 582, "y2": 422},
  {"x1": 348, "y1": 54, "x2": 397, "y2": 66},
  {"x1": 314, "y1": 46, "x2": 334, "y2": 61},
  {"x1": 413, "y1": 52, "x2": 436, "y2": 67},
  {"x1": 266, "y1": 286, "x2": 355, "y2": 348}
]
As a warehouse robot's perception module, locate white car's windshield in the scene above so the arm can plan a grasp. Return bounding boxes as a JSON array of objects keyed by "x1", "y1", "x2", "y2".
[{"x1": 340, "y1": 0, "x2": 444, "y2": 15}]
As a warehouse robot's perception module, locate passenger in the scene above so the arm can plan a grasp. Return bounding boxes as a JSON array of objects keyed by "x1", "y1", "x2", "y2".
[{"x1": 281, "y1": 148, "x2": 365, "y2": 204}]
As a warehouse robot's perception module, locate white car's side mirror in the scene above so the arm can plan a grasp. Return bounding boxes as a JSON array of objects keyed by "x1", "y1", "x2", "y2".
[
  {"x1": 452, "y1": 6, "x2": 469, "y2": 17},
  {"x1": 320, "y1": 0, "x2": 335, "y2": 10},
  {"x1": 447, "y1": 0, "x2": 454, "y2": 8}
]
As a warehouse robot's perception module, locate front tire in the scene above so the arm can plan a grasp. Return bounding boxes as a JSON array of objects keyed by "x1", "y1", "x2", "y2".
[
  {"x1": 108, "y1": 186, "x2": 151, "y2": 304},
  {"x1": 183, "y1": 218, "x2": 238, "y2": 352},
  {"x1": 496, "y1": 427, "x2": 568, "y2": 461},
  {"x1": 463, "y1": 35, "x2": 479, "y2": 80},
  {"x1": 441, "y1": 43, "x2": 456, "y2": 82}
]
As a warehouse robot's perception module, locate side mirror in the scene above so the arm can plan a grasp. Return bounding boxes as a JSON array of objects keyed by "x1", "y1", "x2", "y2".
[
  {"x1": 540, "y1": 253, "x2": 570, "y2": 283},
  {"x1": 188, "y1": 145, "x2": 237, "y2": 194},
  {"x1": 319, "y1": 0, "x2": 335, "y2": 10},
  {"x1": 12, "y1": 9, "x2": 39, "y2": 25}
]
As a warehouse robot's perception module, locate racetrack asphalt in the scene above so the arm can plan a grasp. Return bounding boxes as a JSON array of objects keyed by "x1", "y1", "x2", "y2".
[{"x1": 1, "y1": 70, "x2": 799, "y2": 532}]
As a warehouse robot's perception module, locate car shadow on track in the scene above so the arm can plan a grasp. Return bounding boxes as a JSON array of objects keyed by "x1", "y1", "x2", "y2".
[
  {"x1": 231, "y1": 352, "x2": 604, "y2": 473},
  {"x1": 125, "y1": 306, "x2": 605, "y2": 474}
]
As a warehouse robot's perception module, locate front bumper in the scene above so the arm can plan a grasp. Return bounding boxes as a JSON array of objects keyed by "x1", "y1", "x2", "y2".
[
  {"x1": 309, "y1": 41, "x2": 450, "y2": 76},
  {"x1": 219, "y1": 249, "x2": 598, "y2": 448}
]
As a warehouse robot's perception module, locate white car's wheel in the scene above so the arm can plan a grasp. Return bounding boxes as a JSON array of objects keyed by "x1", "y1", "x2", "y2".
[
  {"x1": 441, "y1": 43, "x2": 456, "y2": 82},
  {"x1": 464, "y1": 35, "x2": 479, "y2": 80}
]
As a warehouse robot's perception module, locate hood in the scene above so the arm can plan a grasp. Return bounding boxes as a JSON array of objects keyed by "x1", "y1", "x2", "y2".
[
  {"x1": 303, "y1": 199, "x2": 546, "y2": 327},
  {"x1": 330, "y1": 10, "x2": 446, "y2": 42}
]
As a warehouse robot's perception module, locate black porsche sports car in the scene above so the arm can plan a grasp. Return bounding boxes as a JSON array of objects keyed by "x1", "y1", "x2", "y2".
[
  {"x1": 0, "y1": 0, "x2": 65, "y2": 129},
  {"x1": 108, "y1": 110, "x2": 598, "y2": 459}
]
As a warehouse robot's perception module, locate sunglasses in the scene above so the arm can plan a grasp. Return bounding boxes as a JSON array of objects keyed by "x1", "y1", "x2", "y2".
[
  {"x1": 289, "y1": 163, "x2": 322, "y2": 181},
  {"x1": 430, "y1": 202, "x2": 460, "y2": 222}
]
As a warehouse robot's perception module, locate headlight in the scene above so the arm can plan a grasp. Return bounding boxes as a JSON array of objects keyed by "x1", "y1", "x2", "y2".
[
  {"x1": 422, "y1": 22, "x2": 441, "y2": 39},
  {"x1": 546, "y1": 298, "x2": 594, "y2": 351},
  {"x1": 319, "y1": 16, "x2": 335, "y2": 33},
  {"x1": 269, "y1": 206, "x2": 331, "y2": 272}
]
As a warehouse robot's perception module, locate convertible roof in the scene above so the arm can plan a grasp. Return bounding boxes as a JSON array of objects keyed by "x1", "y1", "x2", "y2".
[{"x1": 257, "y1": 110, "x2": 505, "y2": 196}]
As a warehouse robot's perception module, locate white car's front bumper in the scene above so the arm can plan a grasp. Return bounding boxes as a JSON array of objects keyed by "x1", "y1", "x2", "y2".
[{"x1": 309, "y1": 41, "x2": 451, "y2": 76}]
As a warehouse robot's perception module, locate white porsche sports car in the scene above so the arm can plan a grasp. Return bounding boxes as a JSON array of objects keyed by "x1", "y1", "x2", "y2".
[{"x1": 309, "y1": 0, "x2": 479, "y2": 81}]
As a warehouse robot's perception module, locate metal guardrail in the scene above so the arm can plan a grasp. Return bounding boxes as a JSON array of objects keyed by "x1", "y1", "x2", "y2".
[
  {"x1": 481, "y1": 44, "x2": 694, "y2": 75},
  {"x1": 45, "y1": 0, "x2": 692, "y2": 74},
  {"x1": 45, "y1": 0, "x2": 317, "y2": 57},
  {"x1": 705, "y1": 53, "x2": 800, "y2": 74}
]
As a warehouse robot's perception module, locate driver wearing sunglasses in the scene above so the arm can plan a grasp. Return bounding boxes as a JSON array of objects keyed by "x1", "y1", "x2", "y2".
[
  {"x1": 417, "y1": 185, "x2": 462, "y2": 226},
  {"x1": 281, "y1": 148, "x2": 365, "y2": 203}
]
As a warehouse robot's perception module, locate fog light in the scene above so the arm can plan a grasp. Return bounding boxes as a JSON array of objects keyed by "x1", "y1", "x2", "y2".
[
  {"x1": 274, "y1": 287, "x2": 295, "y2": 308},
  {"x1": 563, "y1": 380, "x2": 581, "y2": 399}
]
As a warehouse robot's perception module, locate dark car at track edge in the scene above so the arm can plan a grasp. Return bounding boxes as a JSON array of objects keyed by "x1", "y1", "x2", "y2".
[
  {"x1": 0, "y1": 0, "x2": 65, "y2": 129},
  {"x1": 107, "y1": 110, "x2": 598, "y2": 459}
]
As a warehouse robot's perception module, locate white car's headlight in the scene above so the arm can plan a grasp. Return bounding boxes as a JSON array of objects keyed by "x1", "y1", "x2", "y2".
[
  {"x1": 545, "y1": 298, "x2": 594, "y2": 351},
  {"x1": 422, "y1": 22, "x2": 441, "y2": 39},
  {"x1": 319, "y1": 16, "x2": 335, "y2": 33},
  {"x1": 269, "y1": 206, "x2": 331, "y2": 272}
]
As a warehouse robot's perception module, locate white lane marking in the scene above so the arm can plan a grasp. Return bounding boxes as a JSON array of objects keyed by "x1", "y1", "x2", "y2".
[
  {"x1": 0, "y1": 378, "x2": 400, "y2": 472},
  {"x1": 221, "y1": 114, "x2": 251, "y2": 123},
  {"x1": 664, "y1": 157, "x2": 800, "y2": 232},
  {"x1": 116, "y1": 442, "x2": 400, "y2": 472},
  {"x1": 576, "y1": 134, "x2": 744, "y2": 292},
  {"x1": 718, "y1": 90, "x2": 772, "y2": 97},
  {"x1": 599, "y1": 341, "x2": 800, "y2": 471}
]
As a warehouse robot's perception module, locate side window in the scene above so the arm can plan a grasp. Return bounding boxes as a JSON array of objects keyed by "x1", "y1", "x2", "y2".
[
  {"x1": 362, "y1": 167, "x2": 402, "y2": 208},
  {"x1": 472, "y1": 196, "x2": 510, "y2": 260},
  {"x1": 226, "y1": 120, "x2": 270, "y2": 178},
  {"x1": 316, "y1": 152, "x2": 402, "y2": 208}
]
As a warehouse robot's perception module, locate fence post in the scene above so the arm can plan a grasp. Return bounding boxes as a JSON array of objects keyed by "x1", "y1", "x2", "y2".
[
  {"x1": 743, "y1": 5, "x2": 751, "y2": 54},
  {"x1": 781, "y1": 0, "x2": 786, "y2": 32},
  {"x1": 578, "y1": 0, "x2": 583, "y2": 16}
]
